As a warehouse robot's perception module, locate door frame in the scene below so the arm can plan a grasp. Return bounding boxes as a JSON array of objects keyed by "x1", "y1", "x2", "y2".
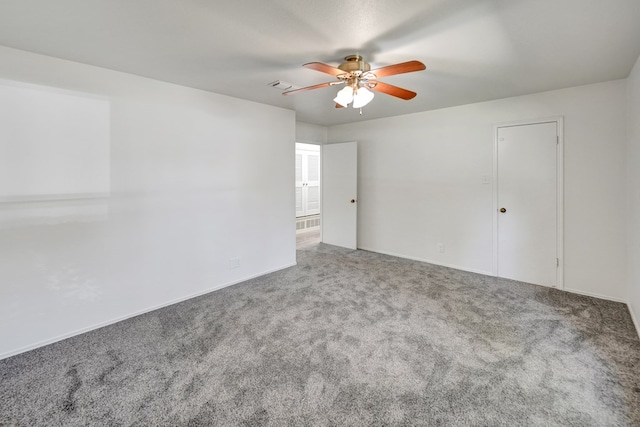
[{"x1": 492, "y1": 117, "x2": 564, "y2": 289}]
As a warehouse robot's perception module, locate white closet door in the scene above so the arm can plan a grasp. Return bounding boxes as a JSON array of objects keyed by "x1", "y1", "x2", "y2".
[
  {"x1": 322, "y1": 141, "x2": 357, "y2": 249},
  {"x1": 295, "y1": 152, "x2": 304, "y2": 217},
  {"x1": 305, "y1": 153, "x2": 320, "y2": 216},
  {"x1": 295, "y1": 143, "x2": 321, "y2": 218},
  {"x1": 497, "y1": 122, "x2": 558, "y2": 287}
]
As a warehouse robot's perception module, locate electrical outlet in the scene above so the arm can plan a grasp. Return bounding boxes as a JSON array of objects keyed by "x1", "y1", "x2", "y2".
[
  {"x1": 228, "y1": 258, "x2": 240, "y2": 269},
  {"x1": 437, "y1": 243, "x2": 444, "y2": 253}
]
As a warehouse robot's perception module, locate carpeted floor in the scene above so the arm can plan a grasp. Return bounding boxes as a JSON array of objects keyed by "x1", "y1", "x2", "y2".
[{"x1": 1, "y1": 243, "x2": 639, "y2": 426}]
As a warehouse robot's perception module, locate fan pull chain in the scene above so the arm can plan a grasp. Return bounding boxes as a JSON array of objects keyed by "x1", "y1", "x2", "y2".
[{"x1": 359, "y1": 108, "x2": 363, "y2": 115}]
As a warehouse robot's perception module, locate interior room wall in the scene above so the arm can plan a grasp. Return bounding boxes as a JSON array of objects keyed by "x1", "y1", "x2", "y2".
[
  {"x1": 328, "y1": 80, "x2": 628, "y2": 302},
  {"x1": 627, "y1": 55, "x2": 640, "y2": 330},
  {"x1": 0, "y1": 46, "x2": 296, "y2": 359},
  {"x1": 296, "y1": 121, "x2": 327, "y2": 144}
]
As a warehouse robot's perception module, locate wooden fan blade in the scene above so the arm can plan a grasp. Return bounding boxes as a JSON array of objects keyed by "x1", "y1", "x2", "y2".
[
  {"x1": 303, "y1": 62, "x2": 345, "y2": 77},
  {"x1": 282, "y1": 82, "x2": 337, "y2": 96},
  {"x1": 370, "y1": 60, "x2": 426, "y2": 78},
  {"x1": 335, "y1": 103, "x2": 344, "y2": 108},
  {"x1": 369, "y1": 81, "x2": 417, "y2": 100}
]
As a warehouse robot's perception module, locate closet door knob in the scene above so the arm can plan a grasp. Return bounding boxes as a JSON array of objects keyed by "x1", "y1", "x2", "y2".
[{"x1": 499, "y1": 207, "x2": 506, "y2": 213}]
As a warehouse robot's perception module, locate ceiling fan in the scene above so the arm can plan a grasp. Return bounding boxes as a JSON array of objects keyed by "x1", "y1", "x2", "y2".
[{"x1": 283, "y1": 55, "x2": 426, "y2": 110}]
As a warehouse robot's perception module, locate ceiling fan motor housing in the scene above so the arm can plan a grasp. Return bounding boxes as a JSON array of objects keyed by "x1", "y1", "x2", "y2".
[{"x1": 338, "y1": 55, "x2": 371, "y2": 75}]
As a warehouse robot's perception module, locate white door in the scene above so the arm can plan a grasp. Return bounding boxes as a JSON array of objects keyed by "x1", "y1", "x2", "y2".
[
  {"x1": 295, "y1": 144, "x2": 321, "y2": 217},
  {"x1": 304, "y1": 150, "x2": 321, "y2": 216},
  {"x1": 497, "y1": 122, "x2": 559, "y2": 287},
  {"x1": 322, "y1": 141, "x2": 357, "y2": 249},
  {"x1": 295, "y1": 151, "x2": 305, "y2": 217}
]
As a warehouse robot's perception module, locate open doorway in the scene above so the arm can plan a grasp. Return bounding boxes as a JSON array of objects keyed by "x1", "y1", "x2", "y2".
[{"x1": 295, "y1": 142, "x2": 321, "y2": 249}]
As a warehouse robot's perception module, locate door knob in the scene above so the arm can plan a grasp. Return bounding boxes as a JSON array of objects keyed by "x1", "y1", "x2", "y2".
[
  {"x1": 350, "y1": 199, "x2": 356, "y2": 204},
  {"x1": 499, "y1": 207, "x2": 506, "y2": 213}
]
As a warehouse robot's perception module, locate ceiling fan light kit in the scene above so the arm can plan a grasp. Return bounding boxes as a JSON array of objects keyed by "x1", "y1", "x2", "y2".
[
  {"x1": 351, "y1": 87, "x2": 374, "y2": 109},
  {"x1": 333, "y1": 86, "x2": 354, "y2": 107},
  {"x1": 283, "y1": 55, "x2": 426, "y2": 112}
]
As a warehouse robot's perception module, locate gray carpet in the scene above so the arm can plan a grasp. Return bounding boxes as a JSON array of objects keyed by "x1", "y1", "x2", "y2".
[{"x1": 1, "y1": 243, "x2": 639, "y2": 426}]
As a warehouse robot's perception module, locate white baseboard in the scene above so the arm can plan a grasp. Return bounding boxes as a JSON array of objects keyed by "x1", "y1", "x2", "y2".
[
  {"x1": 358, "y1": 247, "x2": 632, "y2": 304},
  {"x1": 357, "y1": 246, "x2": 494, "y2": 277},
  {"x1": 0, "y1": 262, "x2": 297, "y2": 361},
  {"x1": 628, "y1": 303, "x2": 640, "y2": 339},
  {"x1": 563, "y1": 287, "x2": 627, "y2": 304}
]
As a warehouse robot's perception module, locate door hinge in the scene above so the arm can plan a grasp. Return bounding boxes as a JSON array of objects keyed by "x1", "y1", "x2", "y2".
[
  {"x1": 556, "y1": 136, "x2": 559, "y2": 144},
  {"x1": 556, "y1": 258, "x2": 559, "y2": 267}
]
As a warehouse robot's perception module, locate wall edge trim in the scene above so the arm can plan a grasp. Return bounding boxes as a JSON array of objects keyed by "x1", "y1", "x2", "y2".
[
  {"x1": 563, "y1": 287, "x2": 627, "y2": 303},
  {"x1": 0, "y1": 262, "x2": 297, "y2": 361},
  {"x1": 357, "y1": 246, "x2": 493, "y2": 276},
  {"x1": 627, "y1": 302, "x2": 640, "y2": 339},
  {"x1": 358, "y1": 247, "x2": 629, "y2": 306}
]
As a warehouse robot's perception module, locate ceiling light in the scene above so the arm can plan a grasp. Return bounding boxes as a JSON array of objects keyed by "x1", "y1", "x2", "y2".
[
  {"x1": 352, "y1": 87, "x2": 374, "y2": 108},
  {"x1": 333, "y1": 86, "x2": 354, "y2": 107}
]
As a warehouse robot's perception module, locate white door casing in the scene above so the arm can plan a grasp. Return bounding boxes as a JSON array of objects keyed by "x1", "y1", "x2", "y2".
[
  {"x1": 493, "y1": 118, "x2": 564, "y2": 288},
  {"x1": 322, "y1": 141, "x2": 357, "y2": 249}
]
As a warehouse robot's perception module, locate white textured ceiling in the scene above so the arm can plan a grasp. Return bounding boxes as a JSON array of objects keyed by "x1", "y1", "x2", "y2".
[{"x1": 0, "y1": 0, "x2": 639, "y2": 126}]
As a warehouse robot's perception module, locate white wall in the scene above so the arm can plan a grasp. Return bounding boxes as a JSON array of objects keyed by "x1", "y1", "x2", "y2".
[
  {"x1": 296, "y1": 121, "x2": 327, "y2": 144},
  {"x1": 329, "y1": 80, "x2": 628, "y2": 302},
  {"x1": 0, "y1": 80, "x2": 110, "y2": 200},
  {"x1": 0, "y1": 46, "x2": 296, "y2": 359},
  {"x1": 628, "y1": 55, "x2": 640, "y2": 330}
]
